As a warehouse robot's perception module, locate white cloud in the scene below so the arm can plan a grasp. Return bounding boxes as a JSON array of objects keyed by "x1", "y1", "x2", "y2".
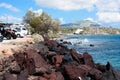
[
  {"x1": 35, "y1": 0, "x2": 97, "y2": 11},
  {"x1": 97, "y1": 12, "x2": 120, "y2": 23},
  {"x1": 96, "y1": 0, "x2": 120, "y2": 12},
  {"x1": 59, "y1": 18, "x2": 65, "y2": 24},
  {"x1": 96, "y1": 0, "x2": 120, "y2": 23},
  {"x1": 0, "y1": 3, "x2": 20, "y2": 12},
  {"x1": 0, "y1": 15, "x2": 22, "y2": 24},
  {"x1": 84, "y1": 17, "x2": 101, "y2": 24},
  {"x1": 29, "y1": 8, "x2": 43, "y2": 17},
  {"x1": 33, "y1": 9, "x2": 43, "y2": 17},
  {"x1": 34, "y1": 0, "x2": 120, "y2": 23}
]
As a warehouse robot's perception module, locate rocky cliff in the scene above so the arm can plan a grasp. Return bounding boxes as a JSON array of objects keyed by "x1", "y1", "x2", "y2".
[{"x1": 0, "y1": 37, "x2": 120, "y2": 80}]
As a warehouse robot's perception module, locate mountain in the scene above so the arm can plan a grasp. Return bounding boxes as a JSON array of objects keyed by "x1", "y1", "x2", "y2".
[
  {"x1": 60, "y1": 23, "x2": 80, "y2": 28},
  {"x1": 61, "y1": 20, "x2": 101, "y2": 28}
]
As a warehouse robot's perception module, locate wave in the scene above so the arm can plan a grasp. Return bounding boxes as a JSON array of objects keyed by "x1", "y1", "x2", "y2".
[
  {"x1": 63, "y1": 38, "x2": 90, "y2": 45},
  {"x1": 82, "y1": 38, "x2": 89, "y2": 43}
]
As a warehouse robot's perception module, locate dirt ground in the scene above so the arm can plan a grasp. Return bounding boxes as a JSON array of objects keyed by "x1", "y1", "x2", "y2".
[{"x1": 0, "y1": 36, "x2": 33, "y2": 57}]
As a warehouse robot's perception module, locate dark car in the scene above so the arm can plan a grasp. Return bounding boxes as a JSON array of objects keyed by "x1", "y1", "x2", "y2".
[{"x1": 0, "y1": 23, "x2": 17, "y2": 40}]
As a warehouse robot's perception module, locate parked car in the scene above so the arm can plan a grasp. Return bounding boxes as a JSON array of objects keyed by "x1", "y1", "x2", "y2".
[
  {"x1": 13, "y1": 27, "x2": 28, "y2": 38},
  {"x1": 0, "y1": 25, "x2": 17, "y2": 40}
]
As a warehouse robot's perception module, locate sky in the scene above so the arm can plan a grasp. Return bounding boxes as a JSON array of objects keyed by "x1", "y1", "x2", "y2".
[{"x1": 0, "y1": 0, "x2": 120, "y2": 27}]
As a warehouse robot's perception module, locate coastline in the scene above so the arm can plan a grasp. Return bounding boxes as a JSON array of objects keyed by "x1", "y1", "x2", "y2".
[
  {"x1": 58, "y1": 34, "x2": 120, "y2": 70},
  {"x1": 0, "y1": 36, "x2": 120, "y2": 80}
]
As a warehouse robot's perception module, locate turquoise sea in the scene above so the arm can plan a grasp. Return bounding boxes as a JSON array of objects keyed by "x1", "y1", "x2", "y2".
[{"x1": 63, "y1": 34, "x2": 120, "y2": 70}]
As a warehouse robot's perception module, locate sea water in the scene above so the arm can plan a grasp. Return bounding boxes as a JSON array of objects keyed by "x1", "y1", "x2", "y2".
[{"x1": 63, "y1": 34, "x2": 120, "y2": 70}]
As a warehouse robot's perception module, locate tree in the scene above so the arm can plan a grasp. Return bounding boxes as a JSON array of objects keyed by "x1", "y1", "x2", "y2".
[
  {"x1": 29, "y1": 12, "x2": 53, "y2": 35},
  {"x1": 29, "y1": 17, "x2": 42, "y2": 34},
  {"x1": 50, "y1": 19, "x2": 61, "y2": 33},
  {"x1": 39, "y1": 12, "x2": 52, "y2": 34},
  {"x1": 23, "y1": 10, "x2": 35, "y2": 24},
  {"x1": 24, "y1": 10, "x2": 61, "y2": 36}
]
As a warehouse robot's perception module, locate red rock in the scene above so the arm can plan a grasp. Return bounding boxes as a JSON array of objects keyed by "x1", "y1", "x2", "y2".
[
  {"x1": 64, "y1": 65, "x2": 88, "y2": 80},
  {"x1": 44, "y1": 51, "x2": 56, "y2": 64},
  {"x1": 8, "y1": 55, "x2": 15, "y2": 62},
  {"x1": 44, "y1": 38, "x2": 59, "y2": 51},
  {"x1": 0, "y1": 59, "x2": 3, "y2": 65},
  {"x1": 43, "y1": 73, "x2": 51, "y2": 79},
  {"x1": 25, "y1": 49, "x2": 47, "y2": 68},
  {"x1": 1, "y1": 39, "x2": 120, "y2": 80},
  {"x1": 70, "y1": 49, "x2": 83, "y2": 64},
  {"x1": 38, "y1": 77, "x2": 47, "y2": 80},
  {"x1": 35, "y1": 67, "x2": 50, "y2": 74},
  {"x1": 54, "y1": 72, "x2": 64, "y2": 80},
  {"x1": 57, "y1": 44, "x2": 70, "y2": 55},
  {"x1": 42, "y1": 71, "x2": 64, "y2": 80},
  {"x1": 13, "y1": 52, "x2": 26, "y2": 69},
  {"x1": 83, "y1": 52, "x2": 94, "y2": 68},
  {"x1": 4, "y1": 72, "x2": 17, "y2": 80},
  {"x1": 0, "y1": 59, "x2": 4, "y2": 72},
  {"x1": 52, "y1": 54, "x2": 63, "y2": 67},
  {"x1": 9, "y1": 61, "x2": 20, "y2": 74},
  {"x1": 0, "y1": 65, "x2": 3, "y2": 72},
  {"x1": 26, "y1": 58, "x2": 36, "y2": 75},
  {"x1": 0, "y1": 76, "x2": 4, "y2": 80},
  {"x1": 44, "y1": 39, "x2": 57, "y2": 47},
  {"x1": 103, "y1": 62, "x2": 120, "y2": 80},
  {"x1": 95, "y1": 64, "x2": 106, "y2": 72},
  {"x1": 28, "y1": 76, "x2": 39, "y2": 80},
  {"x1": 89, "y1": 68, "x2": 103, "y2": 80},
  {"x1": 17, "y1": 69, "x2": 29, "y2": 80},
  {"x1": 25, "y1": 49, "x2": 50, "y2": 74}
]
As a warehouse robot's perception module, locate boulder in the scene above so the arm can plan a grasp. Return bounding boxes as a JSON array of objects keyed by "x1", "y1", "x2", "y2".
[
  {"x1": 13, "y1": 52, "x2": 26, "y2": 70},
  {"x1": 52, "y1": 54, "x2": 63, "y2": 67},
  {"x1": 0, "y1": 38, "x2": 120, "y2": 80},
  {"x1": 64, "y1": 65, "x2": 88, "y2": 80},
  {"x1": 9, "y1": 61, "x2": 20, "y2": 74},
  {"x1": 89, "y1": 68, "x2": 103, "y2": 80},
  {"x1": 17, "y1": 69, "x2": 28, "y2": 80},
  {"x1": 95, "y1": 63, "x2": 106, "y2": 72},
  {"x1": 83, "y1": 52, "x2": 95, "y2": 68},
  {"x1": 25, "y1": 49, "x2": 50, "y2": 74},
  {"x1": 103, "y1": 62, "x2": 120, "y2": 80},
  {"x1": 42, "y1": 71, "x2": 64, "y2": 80},
  {"x1": 70, "y1": 49, "x2": 84, "y2": 64},
  {"x1": 32, "y1": 34, "x2": 44, "y2": 43},
  {"x1": 4, "y1": 72, "x2": 17, "y2": 80},
  {"x1": 44, "y1": 38, "x2": 58, "y2": 48}
]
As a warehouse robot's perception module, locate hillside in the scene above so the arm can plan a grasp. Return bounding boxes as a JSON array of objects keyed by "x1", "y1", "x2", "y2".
[
  {"x1": 61, "y1": 20, "x2": 101, "y2": 28},
  {"x1": 82, "y1": 27, "x2": 120, "y2": 35},
  {"x1": 60, "y1": 20, "x2": 120, "y2": 35}
]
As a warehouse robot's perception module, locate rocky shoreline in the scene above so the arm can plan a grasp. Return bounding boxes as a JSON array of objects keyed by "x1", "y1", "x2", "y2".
[{"x1": 0, "y1": 37, "x2": 120, "y2": 80}]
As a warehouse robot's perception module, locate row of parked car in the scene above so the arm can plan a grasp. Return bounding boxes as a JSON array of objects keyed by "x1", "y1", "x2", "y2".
[{"x1": 0, "y1": 23, "x2": 28, "y2": 42}]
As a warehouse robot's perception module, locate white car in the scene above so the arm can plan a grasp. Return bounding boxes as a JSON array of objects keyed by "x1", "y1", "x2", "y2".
[{"x1": 14, "y1": 27, "x2": 28, "y2": 38}]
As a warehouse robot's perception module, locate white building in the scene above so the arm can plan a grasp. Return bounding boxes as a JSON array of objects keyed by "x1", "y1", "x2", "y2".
[{"x1": 74, "y1": 28, "x2": 83, "y2": 34}]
